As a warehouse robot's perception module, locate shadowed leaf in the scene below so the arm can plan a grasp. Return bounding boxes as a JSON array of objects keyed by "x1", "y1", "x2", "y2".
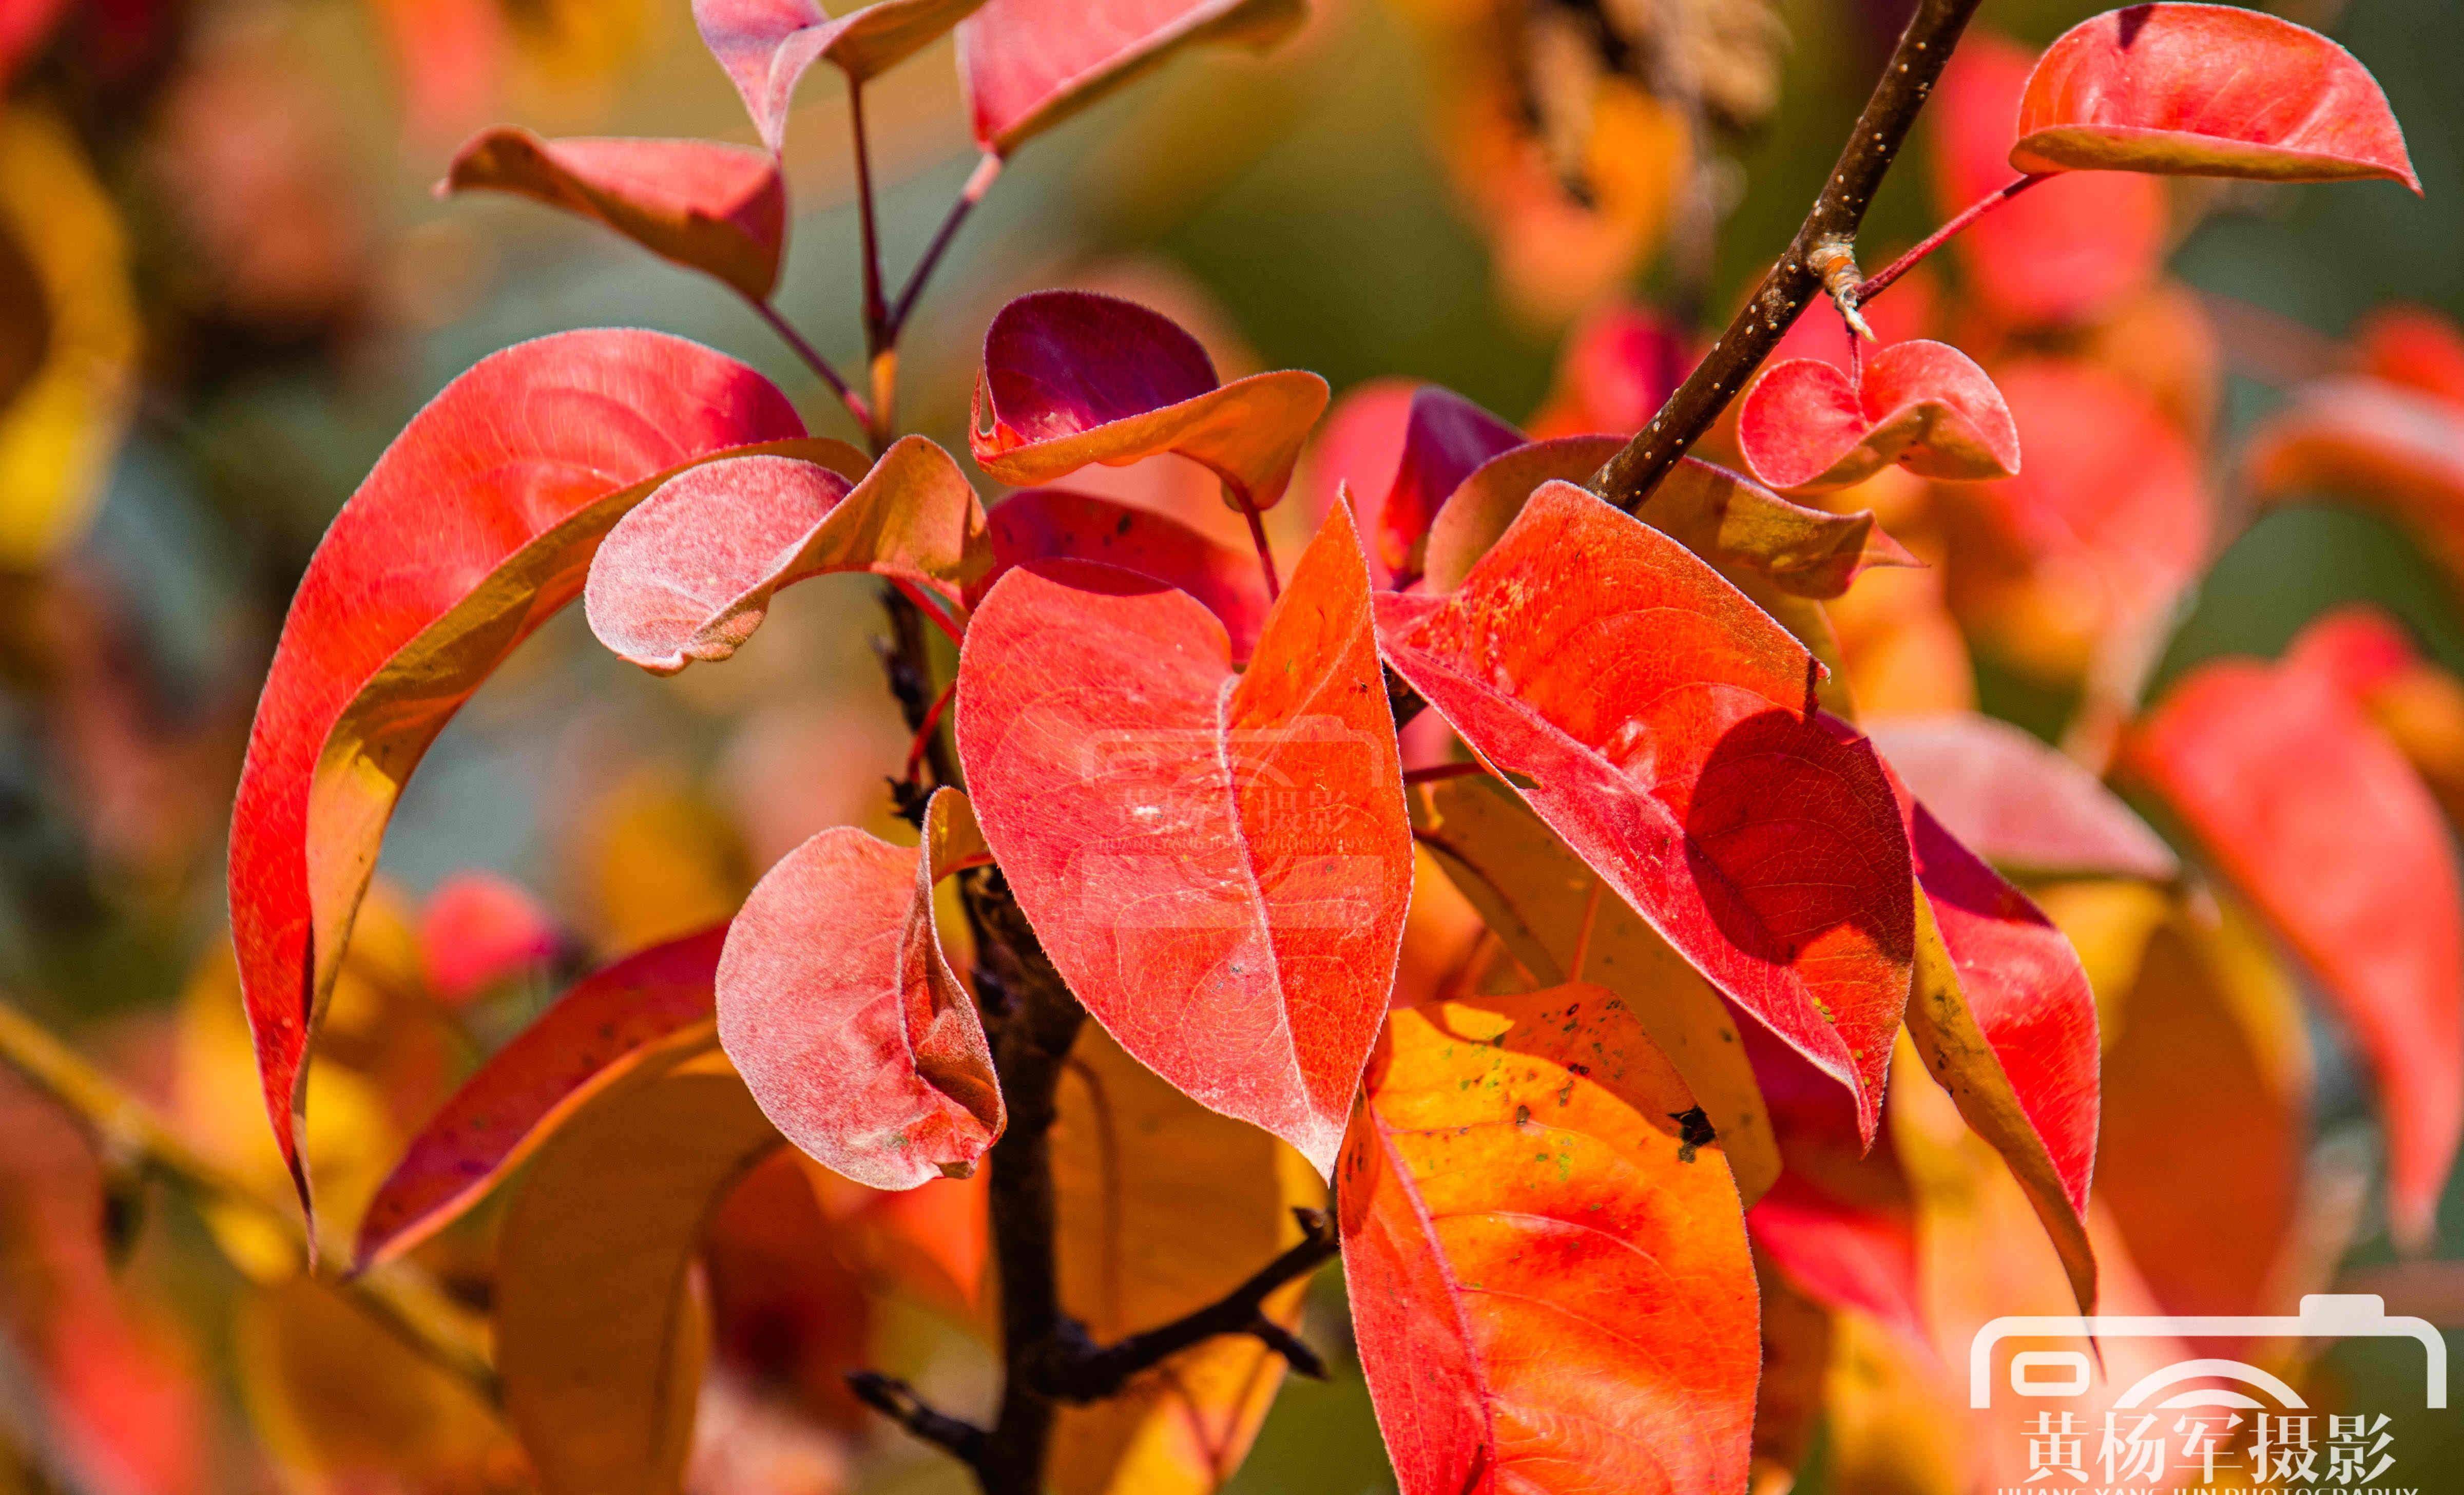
[
  {"x1": 1869, "y1": 713, "x2": 2177, "y2": 880},
  {"x1": 1371, "y1": 385, "x2": 1522, "y2": 585},
  {"x1": 972, "y1": 488, "x2": 1272, "y2": 660}
]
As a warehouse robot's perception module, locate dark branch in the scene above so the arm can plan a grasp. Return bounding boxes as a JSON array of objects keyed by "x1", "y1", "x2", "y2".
[
  {"x1": 846, "y1": 1372, "x2": 990, "y2": 1472},
  {"x1": 1031, "y1": 1208, "x2": 1340, "y2": 1404},
  {"x1": 1589, "y1": 0, "x2": 1990, "y2": 511}
]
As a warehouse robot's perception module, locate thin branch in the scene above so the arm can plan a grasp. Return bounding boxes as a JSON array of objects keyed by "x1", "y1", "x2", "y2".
[
  {"x1": 1031, "y1": 1208, "x2": 1340, "y2": 1404},
  {"x1": 1853, "y1": 171, "x2": 2044, "y2": 304},
  {"x1": 846, "y1": 1372, "x2": 990, "y2": 1472},
  {"x1": 887, "y1": 154, "x2": 1004, "y2": 344},
  {"x1": 0, "y1": 995, "x2": 500, "y2": 1403},
  {"x1": 1589, "y1": 0, "x2": 1992, "y2": 511},
  {"x1": 849, "y1": 80, "x2": 895, "y2": 451},
  {"x1": 748, "y1": 299, "x2": 872, "y2": 431}
]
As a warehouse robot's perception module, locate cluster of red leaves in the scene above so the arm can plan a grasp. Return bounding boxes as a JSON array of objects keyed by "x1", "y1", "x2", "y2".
[{"x1": 213, "y1": 4, "x2": 2447, "y2": 1493}]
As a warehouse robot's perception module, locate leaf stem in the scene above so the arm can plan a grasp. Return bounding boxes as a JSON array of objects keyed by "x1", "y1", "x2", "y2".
[
  {"x1": 887, "y1": 154, "x2": 1003, "y2": 345},
  {"x1": 749, "y1": 299, "x2": 874, "y2": 433},
  {"x1": 1240, "y1": 499, "x2": 1281, "y2": 601},
  {"x1": 1589, "y1": 0, "x2": 1992, "y2": 511},
  {"x1": 0, "y1": 994, "x2": 500, "y2": 1403},
  {"x1": 1852, "y1": 172, "x2": 2045, "y2": 305},
  {"x1": 846, "y1": 1373, "x2": 990, "y2": 1472}
]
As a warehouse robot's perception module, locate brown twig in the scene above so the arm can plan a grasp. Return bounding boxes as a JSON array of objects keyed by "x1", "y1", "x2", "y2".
[
  {"x1": 1589, "y1": 0, "x2": 1992, "y2": 511},
  {"x1": 846, "y1": 1373, "x2": 990, "y2": 1472},
  {"x1": 1031, "y1": 1208, "x2": 1339, "y2": 1403}
]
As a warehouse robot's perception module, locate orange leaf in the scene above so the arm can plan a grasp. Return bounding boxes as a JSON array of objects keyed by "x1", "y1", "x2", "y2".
[
  {"x1": 584, "y1": 436, "x2": 984, "y2": 675},
  {"x1": 718, "y1": 787, "x2": 1002, "y2": 1190},
  {"x1": 440, "y1": 129, "x2": 787, "y2": 300},
  {"x1": 2013, "y1": 3, "x2": 2416, "y2": 190},
  {"x1": 1340, "y1": 985, "x2": 1759, "y2": 1494}
]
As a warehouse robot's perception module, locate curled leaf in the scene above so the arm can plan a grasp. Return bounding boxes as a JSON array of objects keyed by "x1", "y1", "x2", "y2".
[
  {"x1": 696, "y1": 0, "x2": 987, "y2": 151},
  {"x1": 229, "y1": 330, "x2": 810, "y2": 1211},
  {"x1": 585, "y1": 437, "x2": 982, "y2": 676},
  {"x1": 957, "y1": 504, "x2": 1409, "y2": 1174},
  {"x1": 1410, "y1": 773, "x2": 1781, "y2": 1206},
  {"x1": 441, "y1": 129, "x2": 786, "y2": 300},
  {"x1": 2013, "y1": 3, "x2": 2417, "y2": 190},
  {"x1": 958, "y1": 0, "x2": 1308, "y2": 156},
  {"x1": 969, "y1": 290, "x2": 1328, "y2": 516},
  {"x1": 497, "y1": 1047, "x2": 780, "y2": 1495},
  {"x1": 1421, "y1": 436, "x2": 1913, "y2": 600},
  {"x1": 1738, "y1": 340, "x2": 2021, "y2": 493},
  {"x1": 355, "y1": 927, "x2": 727, "y2": 1269},
  {"x1": 971, "y1": 487, "x2": 1272, "y2": 659},
  {"x1": 2245, "y1": 376, "x2": 2464, "y2": 592},
  {"x1": 1868, "y1": 712, "x2": 2177, "y2": 880},
  {"x1": 717, "y1": 788, "x2": 1003, "y2": 1190},
  {"x1": 1341, "y1": 986, "x2": 1759, "y2": 1495},
  {"x1": 1379, "y1": 481, "x2": 1917, "y2": 1142},
  {"x1": 2126, "y1": 656, "x2": 2463, "y2": 1248}
]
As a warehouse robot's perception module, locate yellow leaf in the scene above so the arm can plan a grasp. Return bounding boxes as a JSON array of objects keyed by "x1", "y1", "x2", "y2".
[
  {"x1": 1409, "y1": 774, "x2": 1782, "y2": 1204},
  {"x1": 0, "y1": 108, "x2": 137, "y2": 569},
  {"x1": 496, "y1": 1044, "x2": 779, "y2": 1495},
  {"x1": 1816, "y1": 1308, "x2": 1970, "y2": 1495},
  {"x1": 1046, "y1": 1024, "x2": 1323, "y2": 1494},
  {"x1": 2029, "y1": 879, "x2": 2173, "y2": 1036}
]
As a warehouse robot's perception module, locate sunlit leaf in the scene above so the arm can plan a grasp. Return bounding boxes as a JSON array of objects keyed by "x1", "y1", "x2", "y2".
[
  {"x1": 226, "y1": 330, "x2": 810, "y2": 1211},
  {"x1": 1409, "y1": 772, "x2": 1782, "y2": 1206},
  {"x1": 1737, "y1": 341, "x2": 2020, "y2": 493},
  {"x1": 1340, "y1": 986, "x2": 1759, "y2": 1494},
  {"x1": 585, "y1": 436, "x2": 980, "y2": 676},
  {"x1": 2126, "y1": 654, "x2": 2462, "y2": 1248},
  {"x1": 696, "y1": 0, "x2": 987, "y2": 150},
  {"x1": 1379, "y1": 480, "x2": 1917, "y2": 1141},
  {"x1": 969, "y1": 290, "x2": 1328, "y2": 518},
  {"x1": 1421, "y1": 439, "x2": 1913, "y2": 600},
  {"x1": 1869, "y1": 712, "x2": 2177, "y2": 880},
  {"x1": 2013, "y1": 4, "x2": 2416, "y2": 189},
  {"x1": 497, "y1": 1046, "x2": 779, "y2": 1495},
  {"x1": 957, "y1": 505, "x2": 1408, "y2": 1173},
  {"x1": 1048, "y1": 1025, "x2": 1323, "y2": 1493},
  {"x1": 972, "y1": 487, "x2": 1272, "y2": 660},
  {"x1": 356, "y1": 927, "x2": 727, "y2": 1268},
  {"x1": 441, "y1": 130, "x2": 787, "y2": 300},
  {"x1": 718, "y1": 787, "x2": 1002, "y2": 1190},
  {"x1": 958, "y1": 0, "x2": 1310, "y2": 156}
]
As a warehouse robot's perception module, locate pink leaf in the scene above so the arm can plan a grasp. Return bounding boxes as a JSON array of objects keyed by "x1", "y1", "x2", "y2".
[
  {"x1": 1738, "y1": 340, "x2": 2020, "y2": 493},
  {"x1": 1868, "y1": 712, "x2": 2177, "y2": 880},
  {"x1": 958, "y1": 0, "x2": 1308, "y2": 157},
  {"x1": 695, "y1": 0, "x2": 987, "y2": 151},
  {"x1": 417, "y1": 871, "x2": 564, "y2": 1008},
  {"x1": 957, "y1": 504, "x2": 1410, "y2": 1173},
  {"x1": 718, "y1": 789, "x2": 1003, "y2": 1190}
]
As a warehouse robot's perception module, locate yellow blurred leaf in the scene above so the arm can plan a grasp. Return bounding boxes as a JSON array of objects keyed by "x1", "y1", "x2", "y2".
[
  {"x1": 1817, "y1": 1308, "x2": 1969, "y2": 1495},
  {"x1": 1410, "y1": 774, "x2": 1782, "y2": 1205},
  {"x1": 1046, "y1": 1024, "x2": 1323, "y2": 1494},
  {"x1": 0, "y1": 108, "x2": 137, "y2": 570},
  {"x1": 574, "y1": 771, "x2": 753, "y2": 953},
  {"x1": 496, "y1": 1044, "x2": 779, "y2": 1495},
  {"x1": 2029, "y1": 879, "x2": 2173, "y2": 1036}
]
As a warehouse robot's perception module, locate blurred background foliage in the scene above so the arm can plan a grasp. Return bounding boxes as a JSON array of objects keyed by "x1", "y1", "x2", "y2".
[{"x1": 2, "y1": 0, "x2": 2462, "y2": 1491}]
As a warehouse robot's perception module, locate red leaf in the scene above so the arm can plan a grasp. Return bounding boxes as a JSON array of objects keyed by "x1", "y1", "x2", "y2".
[
  {"x1": 1900, "y1": 792, "x2": 2101, "y2": 1313},
  {"x1": 1934, "y1": 33, "x2": 2165, "y2": 328},
  {"x1": 1868, "y1": 712, "x2": 2178, "y2": 880},
  {"x1": 1377, "y1": 480, "x2": 1917, "y2": 1141},
  {"x1": 1294, "y1": 376, "x2": 1416, "y2": 527},
  {"x1": 969, "y1": 487, "x2": 1272, "y2": 659},
  {"x1": 718, "y1": 788, "x2": 1002, "y2": 1190},
  {"x1": 1421, "y1": 438, "x2": 1914, "y2": 601},
  {"x1": 969, "y1": 290, "x2": 1327, "y2": 518},
  {"x1": 1527, "y1": 300, "x2": 1696, "y2": 439},
  {"x1": 1738, "y1": 340, "x2": 2020, "y2": 493},
  {"x1": 355, "y1": 927, "x2": 727, "y2": 1268},
  {"x1": 1341, "y1": 986, "x2": 1759, "y2": 1495},
  {"x1": 958, "y1": 0, "x2": 1308, "y2": 156},
  {"x1": 229, "y1": 330, "x2": 807, "y2": 1212},
  {"x1": 1372, "y1": 385, "x2": 1522, "y2": 585},
  {"x1": 956, "y1": 504, "x2": 1409, "y2": 1173},
  {"x1": 2013, "y1": 3, "x2": 2416, "y2": 190},
  {"x1": 417, "y1": 871, "x2": 563, "y2": 1008},
  {"x1": 695, "y1": 0, "x2": 986, "y2": 150},
  {"x1": 440, "y1": 130, "x2": 786, "y2": 300},
  {"x1": 584, "y1": 437, "x2": 983, "y2": 676},
  {"x1": 2245, "y1": 376, "x2": 2464, "y2": 588},
  {"x1": 2285, "y1": 603, "x2": 2427, "y2": 699},
  {"x1": 2356, "y1": 305, "x2": 2464, "y2": 409},
  {"x1": 2126, "y1": 656, "x2": 2464, "y2": 1248}
]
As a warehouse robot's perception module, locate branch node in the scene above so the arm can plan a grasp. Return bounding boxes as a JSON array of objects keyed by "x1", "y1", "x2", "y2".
[
  {"x1": 846, "y1": 1371, "x2": 990, "y2": 1470},
  {"x1": 1246, "y1": 1313, "x2": 1329, "y2": 1379},
  {"x1": 1806, "y1": 236, "x2": 1874, "y2": 340}
]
